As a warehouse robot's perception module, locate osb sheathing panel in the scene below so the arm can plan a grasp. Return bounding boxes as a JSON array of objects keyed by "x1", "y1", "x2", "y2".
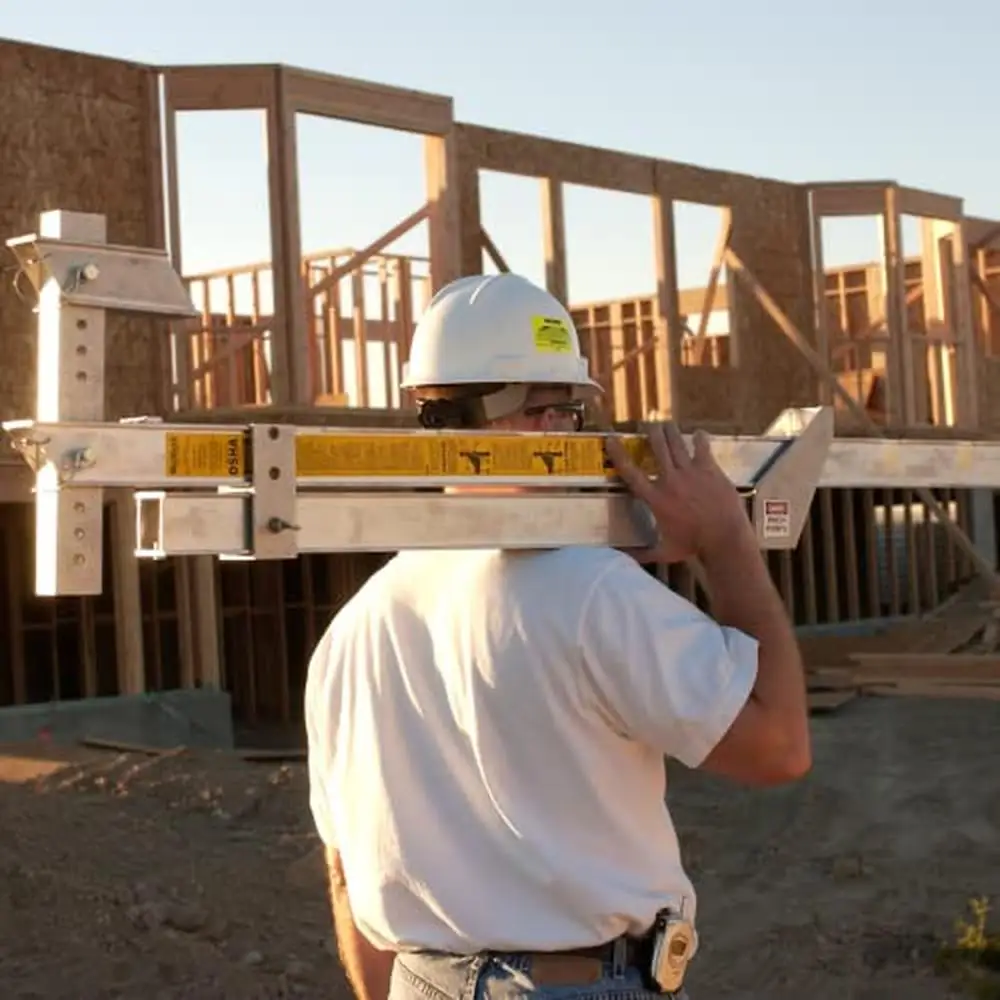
[
  {"x1": 457, "y1": 126, "x2": 817, "y2": 431},
  {"x1": 0, "y1": 42, "x2": 165, "y2": 422},
  {"x1": 654, "y1": 165, "x2": 817, "y2": 432},
  {"x1": 977, "y1": 359, "x2": 1000, "y2": 432},
  {"x1": 736, "y1": 189, "x2": 815, "y2": 430},
  {"x1": 678, "y1": 368, "x2": 736, "y2": 426}
]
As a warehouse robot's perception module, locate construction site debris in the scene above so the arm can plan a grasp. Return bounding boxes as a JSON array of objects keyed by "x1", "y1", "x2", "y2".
[
  {"x1": 802, "y1": 577, "x2": 1000, "y2": 705},
  {"x1": 2, "y1": 694, "x2": 999, "y2": 999}
]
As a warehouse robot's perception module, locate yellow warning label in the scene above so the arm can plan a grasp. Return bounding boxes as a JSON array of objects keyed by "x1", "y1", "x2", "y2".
[
  {"x1": 296, "y1": 433, "x2": 656, "y2": 479},
  {"x1": 165, "y1": 432, "x2": 245, "y2": 479},
  {"x1": 531, "y1": 315, "x2": 573, "y2": 354}
]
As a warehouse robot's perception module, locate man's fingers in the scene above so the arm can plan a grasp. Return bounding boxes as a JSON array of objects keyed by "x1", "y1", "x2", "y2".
[
  {"x1": 604, "y1": 435, "x2": 658, "y2": 503},
  {"x1": 646, "y1": 423, "x2": 675, "y2": 478},
  {"x1": 691, "y1": 429, "x2": 714, "y2": 467},
  {"x1": 663, "y1": 422, "x2": 692, "y2": 468}
]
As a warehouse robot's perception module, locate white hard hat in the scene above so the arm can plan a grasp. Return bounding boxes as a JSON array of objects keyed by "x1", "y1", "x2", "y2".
[{"x1": 400, "y1": 273, "x2": 601, "y2": 394}]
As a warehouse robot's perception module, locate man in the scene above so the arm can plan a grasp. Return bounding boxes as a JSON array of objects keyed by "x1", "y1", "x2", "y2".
[{"x1": 305, "y1": 273, "x2": 811, "y2": 1000}]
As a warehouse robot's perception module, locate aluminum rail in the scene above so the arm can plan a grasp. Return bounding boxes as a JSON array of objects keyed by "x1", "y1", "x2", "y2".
[{"x1": 3, "y1": 406, "x2": 835, "y2": 590}]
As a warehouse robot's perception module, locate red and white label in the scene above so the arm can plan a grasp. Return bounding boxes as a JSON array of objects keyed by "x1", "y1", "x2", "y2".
[{"x1": 762, "y1": 499, "x2": 791, "y2": 539}]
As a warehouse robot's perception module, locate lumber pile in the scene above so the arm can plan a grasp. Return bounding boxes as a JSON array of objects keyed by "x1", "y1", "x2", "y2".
[{"x1": 801, "y1": 578, "x2": 1000, "y2": 712}]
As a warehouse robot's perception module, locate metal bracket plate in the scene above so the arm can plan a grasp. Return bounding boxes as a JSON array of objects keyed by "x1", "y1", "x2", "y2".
[
  {"x1": 6, "y1": 237, "x2": 199, "y2": 317},
  {"x1": 250, "y1": 425, "x2": 299, "y2": 559}
]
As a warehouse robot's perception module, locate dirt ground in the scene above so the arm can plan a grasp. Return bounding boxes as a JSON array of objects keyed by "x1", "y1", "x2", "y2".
[{"x1": 1, "y1": 694, "x2": 998, "y2": 1000}]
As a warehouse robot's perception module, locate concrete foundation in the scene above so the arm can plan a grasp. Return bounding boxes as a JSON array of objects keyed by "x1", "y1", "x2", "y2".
[{"x1": 0, "y1": 688, "x2": 234, "y2": 750}]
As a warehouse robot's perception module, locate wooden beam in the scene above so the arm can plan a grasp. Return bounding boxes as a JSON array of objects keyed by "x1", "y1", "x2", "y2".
[
  {"x1": 809, "y1": 183, "x2": 888, "y2": 217},
  {"x1": 651, "y1": 192, "x2": 682, "y2": 421},
  {"x1": 451, "y1": 128, "x2": 484, "y2": 277},
  {"x1": 161, "y1": 73, "x2": 193, "y2": 411},
  {"x1": 896, "y1": 185, "x2": 963, "y2": 222},
  {"x1": 862, "y1": 682, "x2": 1000, "y2": 700},
  {"x1": 850, "y1": 652, "x2": 1000, "y2": 682},
  {"x1": 691, "y1": 209, "x2": 732, "y2": 364},
  {"x1": 144, "y1": 70, "x2": 167, "y2": 253},
  {"x1": 425, "y1": 135, "x2": 461, "y2": 293},
  {"x1": 144, "y1": 69, "x2": 173, "y2": 415},
  {"x1": 309, "y1": 205, "x2": 430, "y2": 299},
  {"x1": 920, "y1": 220, "x2": 961, "y2": 426},
  {"x1": 162, "y1": 65, "x2": 274, "y2": 110},
  {"x1": 193, "y1": 560, "x2": 221, "y2": 689},
  {"x1": 458, "y1": 123, "x2": 656, "y2": 195},
  {"x1": 154, "y1": 75, "x2": 213, "y2": 700},
  {"x1": 541, "y1": 178, "x2": 568, "y2": 305},
  {"x1": 972, "y1": 270, "x2": 1000, "y2": 325},
  {"x1": 110, "y1": 491, "x2": 145, "y2": 696},
  {"x1": 572, "y1": 285, "x2": 732, "y2": 318},
  {"x1": 880, "y1": 185, "x2": 914, "y2": 425},
  {"x1": 265, "y1": 67, "x2": 308, "y2": 404},
  {"x1": 283, "y1": 65, "x2": 452, "y2": 135},
  {"x1": 481, "y1": 228, "x2": 511, "y2": 273},
  {"x1": 966, "y1": 217, "x2": 1000, "y2": 250},
  {"x1": 595, "y1": 334, "x2": 661, "y2": 382},
  {"x1": 809, "y1": 191, "x2": 832, "y2": 404},
  {"x1": 945, "y1": 219, "x2": 981, "y2": 429}
]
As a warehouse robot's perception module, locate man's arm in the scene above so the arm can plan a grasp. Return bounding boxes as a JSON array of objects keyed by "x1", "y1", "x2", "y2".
[
  {"x1": 601, "y1": 422, "x2": 811, "y2": 787},
  {"x1": 326, "y1": 847, "x2": 397, "y2": 1000},
  {"x1": 696, "y1": 528, "x2": 810, "y2": 786},
  {"x1": 579, "y1": 547, "x2": 809, "y2": 788}
]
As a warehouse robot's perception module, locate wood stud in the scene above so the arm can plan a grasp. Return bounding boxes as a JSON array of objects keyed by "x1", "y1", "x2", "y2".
[{"x1": 2, "y1": 55, "x2": 999, "y2": 721}]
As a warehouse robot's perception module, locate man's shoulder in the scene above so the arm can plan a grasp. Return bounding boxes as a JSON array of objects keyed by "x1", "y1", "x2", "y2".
[
  {"x1": 546, "y1": 546, "x2": 662, "y2": 595},
  {"x1": 325, "y1": 547, "x2": 654, "y2": 626},
  {"x1": 522, "y1": 545, "x2": 641, "y2": 577}
]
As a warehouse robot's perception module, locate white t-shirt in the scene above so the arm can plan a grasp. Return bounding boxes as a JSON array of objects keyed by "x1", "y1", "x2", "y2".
[{"x1": 305, "y1": 545, "x2": 757, "y2": 954}]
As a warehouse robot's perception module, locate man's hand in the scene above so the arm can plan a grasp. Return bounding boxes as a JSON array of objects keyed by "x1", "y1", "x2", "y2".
[{"x1": 605, "y1": 421, "x2": 755, "y2": 565}]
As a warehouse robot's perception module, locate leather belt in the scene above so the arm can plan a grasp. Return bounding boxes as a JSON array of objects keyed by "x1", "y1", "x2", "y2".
[
  {"x1": 495, "y1": 933, "x2": 653, "y2": 988},
  {"x1": 560, "y1": 933, "x2": 651, "y2": 966}
]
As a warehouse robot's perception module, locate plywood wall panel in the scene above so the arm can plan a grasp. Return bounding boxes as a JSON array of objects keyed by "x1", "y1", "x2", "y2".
[
  {"x1": 0, "y1": 41, "x2": 166, "y2": 422},
  {"x1": 652, "y1": 162, "x2": 817, "y2": 430},
  {"x1": 731, "y1": 182, "x2": 817, "y2": 430},
  {"x1": 678, "y1": 368, "x2": 736, "y2": 427},
  {"x1": 978, "y1": 359, "x2": 1000, "y2": 432}
]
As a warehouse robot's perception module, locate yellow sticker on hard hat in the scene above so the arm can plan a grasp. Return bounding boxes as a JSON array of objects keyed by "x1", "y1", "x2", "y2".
[{"x1": 532, "y1": 315, "x2": 573, "y2": 354}]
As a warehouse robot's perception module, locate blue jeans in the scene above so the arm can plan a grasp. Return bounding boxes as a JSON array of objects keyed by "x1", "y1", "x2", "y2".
[{"x1": 389, "y1": 951, "x2": 689, "y2": 1000}]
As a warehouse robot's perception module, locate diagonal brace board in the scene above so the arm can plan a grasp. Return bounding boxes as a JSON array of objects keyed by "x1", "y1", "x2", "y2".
[
  {"x1": 723, "y1": 244, "x2": 1000, "y2": 592},
  {"x1": 4, "y1": 406, "x2": 834, "y2": 590}
]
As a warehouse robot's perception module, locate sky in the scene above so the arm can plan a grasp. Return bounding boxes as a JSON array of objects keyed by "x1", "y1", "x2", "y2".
[{"x1": 3, "y1": 1, "x2": 999, "y2": 327}]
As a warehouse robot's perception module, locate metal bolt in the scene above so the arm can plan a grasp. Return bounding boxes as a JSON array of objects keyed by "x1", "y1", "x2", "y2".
[{"x1": 266, "y1": 517, "x2": 300, "y2": 533}]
